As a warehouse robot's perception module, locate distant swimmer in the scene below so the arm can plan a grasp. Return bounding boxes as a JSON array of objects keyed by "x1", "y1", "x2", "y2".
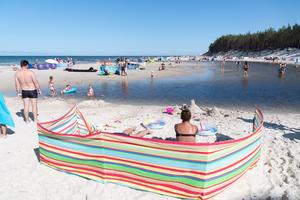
[
  {"x1": 221, "y1": 58, "x2": 225, "y2": 68},
  {"x1": 278, "y1": 63, "x2": 287, "y2": 75},
  {"x1": 87, "y1": 85, "x2": 94, "y2": 97},
  {"x1": 243, "y1": 61, "x2": 250, "y2": 76},
  {"x1": 150, "y1": 71, "x2": 154, "y2": 78}
]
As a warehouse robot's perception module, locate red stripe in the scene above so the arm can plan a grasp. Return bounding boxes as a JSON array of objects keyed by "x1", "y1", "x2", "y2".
[
  {"x1": 57, "y1": 120, "x2": 77, "y2": 133},
  {"x1": 38, "y1": 124, "x2": 263, "y2": 146},
  {"x1": 39, "y1": 105, "x2": 77, "y2": 125},
  {"x1": 99, "y1": 137, "x2": 223, "y2": 154},
  {"x1": 77, "y1": 110, "x2": 93, "y2": 133},
  {"x1": 42, "y1": 134, "x2": 261, "y2": 164},
  {"x1": 39, "y1": 140, "x2": 260, "y2": 178},
  {"x1": 38, "y1": 107, "x2": 263, "y2": 147},
  {"x1": 40, "y1": 154, "x2": 203, "y2": 192},
  {"x1": 40, "y1": 156, "x2": 199, "y2": 198},
  {"x1": 202, "y1": 158, "x2": 260, "y2": 198}
]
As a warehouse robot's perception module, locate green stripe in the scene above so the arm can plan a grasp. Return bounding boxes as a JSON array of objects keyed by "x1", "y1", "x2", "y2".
[{"x1": 40, "y1": 147, "x2": 260, "y2": 188}]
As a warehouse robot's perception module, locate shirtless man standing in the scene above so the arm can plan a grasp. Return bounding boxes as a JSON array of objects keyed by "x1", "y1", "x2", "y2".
[{"x1": 15, "y1": 60, "x2": 41, "y2": 123}]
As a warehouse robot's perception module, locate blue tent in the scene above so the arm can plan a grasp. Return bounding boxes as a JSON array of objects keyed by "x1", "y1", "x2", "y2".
[
  {"x1": 0, "y1": 93, "x2": 15, "y2": 127},
  {"x1": 98, "y1": 65, "x2": 120, "y2": 76}
]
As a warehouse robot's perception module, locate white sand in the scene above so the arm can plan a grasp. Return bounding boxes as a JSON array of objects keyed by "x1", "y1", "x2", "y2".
[{"x1": 0, "y1": 96, "x2": 299, "y2": 200}]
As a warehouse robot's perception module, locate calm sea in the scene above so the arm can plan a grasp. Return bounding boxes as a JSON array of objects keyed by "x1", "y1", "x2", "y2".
[
  {"x1": 3, "y1": 60, "x2": 300, "y2": 112},
  {"x1": 78, "y1": 61, "x2": 299, "y2": 112}
]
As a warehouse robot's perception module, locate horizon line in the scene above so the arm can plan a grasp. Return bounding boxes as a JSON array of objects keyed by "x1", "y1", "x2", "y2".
[{"x1": 0, "y1": 54, "x2": 203, "y2": 57}]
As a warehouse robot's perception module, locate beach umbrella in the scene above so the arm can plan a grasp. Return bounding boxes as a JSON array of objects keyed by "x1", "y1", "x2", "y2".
[{"x1": 45, "y1": 59, "x2": 59, "y2": 64}]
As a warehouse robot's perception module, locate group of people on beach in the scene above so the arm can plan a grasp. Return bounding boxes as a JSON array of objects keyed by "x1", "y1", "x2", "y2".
[
  {"x1": 49, "y1": 76, "x2": 94, "y2": 97},
  {"x1": 0, "y1": 59, "x2": 202, "y2": 143},
  {"x1": 223, "y1": 59, "x2": 287, "y2": 77},
  {"x1": 116, "y1": 57, "x2": 129, "y2": 76},
  {"x1": 121, "y1": 105, "x2": 198, "y2": 143}
]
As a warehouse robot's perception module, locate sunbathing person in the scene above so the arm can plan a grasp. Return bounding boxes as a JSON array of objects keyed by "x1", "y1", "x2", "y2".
[
  {"x1": 175, "y1": 107, "x2": 198, "y2": 143},
  {"x1": 61, "y1": 84, "x2": 72, "y2": 95},
  {"x1": 123, "y1": 126, "x2": 152, "y2": 137}
]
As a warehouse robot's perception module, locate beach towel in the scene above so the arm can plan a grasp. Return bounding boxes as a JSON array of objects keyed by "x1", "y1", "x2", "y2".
[
  {"x1": 38, "y1": 106, "x2": 264, "y2": 200},
  {"x1": 0, "y1": 93, "x2": 15, "y2": 127}
]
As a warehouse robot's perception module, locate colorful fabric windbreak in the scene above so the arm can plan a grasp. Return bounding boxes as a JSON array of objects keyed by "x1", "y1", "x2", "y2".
[{"x1": 38, "y1": 106, "x2": 264, "y2": 200}]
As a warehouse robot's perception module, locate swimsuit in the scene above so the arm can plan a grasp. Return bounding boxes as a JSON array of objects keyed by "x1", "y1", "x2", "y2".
[
  {"x1": 22, "y1": 90, "x2": 38, "y2": 99},
  {"x1": 49, "y1": 83, "x2": 55, "y2": 91},
  {"x1": 176, "y1": 132, "x2": 196, "y2": 137},
  {"x1": 175, "y1": 125, "x2": 197, "y2": 137}
]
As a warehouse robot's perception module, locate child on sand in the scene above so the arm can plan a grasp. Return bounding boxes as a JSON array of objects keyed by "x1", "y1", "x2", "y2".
[
  {"x1": 87, "y1": 85, "x2": 94, "y2": 97},
  {"x1": 61, "y1": 84, "x2": 72, "y2": 95},
  {"x1": 48, "y1": 76, "x2": 56, "y2": 97}
]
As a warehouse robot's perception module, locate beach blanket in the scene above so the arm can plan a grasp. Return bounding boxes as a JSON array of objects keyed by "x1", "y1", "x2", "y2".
[
  {"x1": 38, "y1": 106, "x2": 264, "y2": 200},
  {"x1": 0, "y1": 93, "x2": 15, "y2": 127}
]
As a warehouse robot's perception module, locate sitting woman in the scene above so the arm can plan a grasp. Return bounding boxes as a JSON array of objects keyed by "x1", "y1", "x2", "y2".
[{"x1": 175, "y1": 107, "x2": 198, "y2": 143}]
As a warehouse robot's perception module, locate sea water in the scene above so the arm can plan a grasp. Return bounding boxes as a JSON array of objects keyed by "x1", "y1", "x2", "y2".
[
  {"x1": 3, "y1": 59, "x2": 300, "y2": 112},
  {"x1": 53, "y1": 62, "x2": 300, "y2": 112},
  {"x1": 0, "y1": 56, "x2": 146, "y2": 66}
]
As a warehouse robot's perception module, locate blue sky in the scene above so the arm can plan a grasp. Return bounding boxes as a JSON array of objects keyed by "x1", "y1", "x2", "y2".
[{"x1": 0, "y1": 0, "x2": 299, "y2": 55}]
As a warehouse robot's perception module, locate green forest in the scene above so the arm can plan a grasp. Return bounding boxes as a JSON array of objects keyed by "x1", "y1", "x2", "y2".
[{"x1": 208, "y1": 24, "x2": 300, "y2": 54}]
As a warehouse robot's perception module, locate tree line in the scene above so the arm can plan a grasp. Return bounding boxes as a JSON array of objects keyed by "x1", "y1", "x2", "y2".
[{"x1": 208, "y1": 24, "x2": 300, "y2": 54}]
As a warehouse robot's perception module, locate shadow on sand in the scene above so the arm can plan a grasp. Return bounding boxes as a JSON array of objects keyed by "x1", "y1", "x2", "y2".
[
  {"x1": 7, "y1": 127, "x2": 15, "y2": 135},
  {"x1": 237, "y1": 117, "x2": 300, "y2": 141},
  {"x1": 16, "y1": 109, "x2": 34, "y2": 122},
  {"x1": 216, "y1": 133, "x2": 234, "y2": 142},
  {"x1": 33, "y1": 148, "x2": 40, "y2": 162}
]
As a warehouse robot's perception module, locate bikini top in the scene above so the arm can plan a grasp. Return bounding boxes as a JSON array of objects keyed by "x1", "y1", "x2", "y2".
[{"x1": 175, "y1": 125, "x2": 197, "y2": 137}]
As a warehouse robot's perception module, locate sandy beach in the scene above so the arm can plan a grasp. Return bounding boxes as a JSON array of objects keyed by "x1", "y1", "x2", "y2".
[
  {"x1": 1, "y1": 60, "x2": 300, "y2": 199},
  {"x1": 1, "y1": 1, "x2": 300, "y2": 199},
  {"x1": 0, "y1": 93, "x2": 299, "y2": 199}
]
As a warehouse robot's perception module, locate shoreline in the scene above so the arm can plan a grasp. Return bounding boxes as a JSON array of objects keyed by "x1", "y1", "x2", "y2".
[
  {"x1": 0, "y1": 62, "x2": 198, "y2": 93},
  {"x1": 2, "y1": 60, "x2": 299, "y2": 114}
]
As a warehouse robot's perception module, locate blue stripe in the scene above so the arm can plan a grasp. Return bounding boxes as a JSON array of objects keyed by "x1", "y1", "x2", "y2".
[
  {"x1": 40, "y1": 146, "x2": 260, "y2": 183},
  {"x1": 39, "y1": 135, "x2": 261, "y2": 171},
  {"x1": 51, "y1": 114, "x2": 77, "y2": 132}
]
